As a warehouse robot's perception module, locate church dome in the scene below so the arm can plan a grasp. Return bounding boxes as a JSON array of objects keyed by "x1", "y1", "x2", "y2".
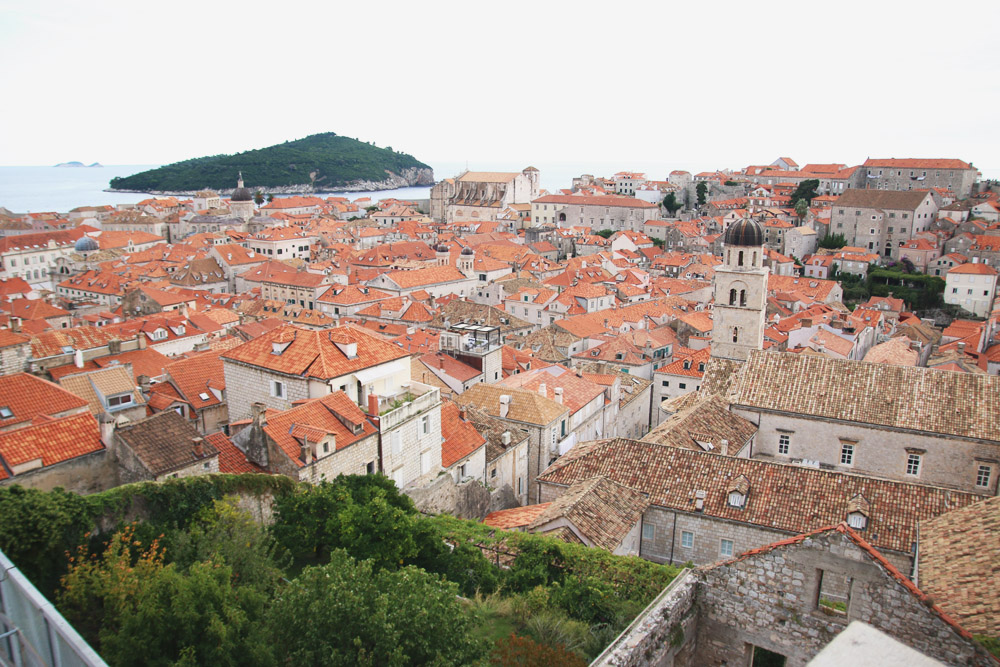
[
  {"x1": 460, "y1": 247, "x2": 474, "y2": 255},
  {"x1": 724, "y1": 217, "x2": 763, "y2": 247},
  {"x1": 231, "y1": 172, "x2": 253, "y2": 202},
  {"x1": 74, "y1": 236, "x2": 99, "y2": 252}
]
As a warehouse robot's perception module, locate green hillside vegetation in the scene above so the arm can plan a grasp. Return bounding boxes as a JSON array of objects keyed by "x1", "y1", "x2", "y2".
[
  {"x1": 108, "y1": 132, "x2": 431, "y2": 192},
  {"x1": 0, "y1": 475, "x2": 680, "y2": 666}
]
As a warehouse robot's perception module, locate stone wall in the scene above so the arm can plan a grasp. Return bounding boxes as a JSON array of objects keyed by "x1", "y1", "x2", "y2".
[
  {"x1": 0, "y1": 450, "x2": 118, "y2": 495},
  {"x1": 0, "y1": 341, "x2": 29, "y2": 376},
  {"x1": 222, "y1": 359, "x2": 312, "y2": 421},
  {"x1": 404, "y1": 472, "x2": 491, "y2": 520}
]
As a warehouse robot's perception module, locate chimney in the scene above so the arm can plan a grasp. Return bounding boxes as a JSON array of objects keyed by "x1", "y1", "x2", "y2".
[
  {"x1": 538, "y1": 382, "x2": 547, "y2": 398},
  {"x1": 458, "y1": 408, "x2": 466, "y2": 421},
  {"x1": 136, "y1": 332, "x2": 147, "y2": 350},
  {"x1": 368, "y1": 393, "x2": 379, "y2": 416},
  {"x1": 721, "y1": 439, "x2": 729, "y2": 456},
  {"x1": 300, "y1": 443, "x2": 313, "y2": 465},
  {"x1": 251, "y1": 402, "x2": 267, "y2": 425},
  {"x1": 10, "y1": 317, "x2": 21, "y2": 333},
  {"x1": 501, "y1": 430, "x2": 511, "y2": 446},
  {"x1": 137, "y1": 374, "x2": 151, "y2": 392},
  {"x1": 694, "y1": 489, "x2": 706, "y2": 512},
  {"x1": 98, "y1": 412, "x2": 115, "y2": 448},
  {"x1": 957, "y1": 341, "x2": 966, "y2": 354},
  {"x1": 193, "y1": 437, "x2": 205, "y2": 458},
  {"x1": 73, "y1": 348, "x2": 84, "y2": 368},
  {"x1": 499, "y1": 394, "x2": 511, "y2": 419},
  {"x1": 109, "y1": 338, "x2": 122, "y2": 354},
  {"x1": 554, "y1": 387, "x2": 564, "y2": 404}
]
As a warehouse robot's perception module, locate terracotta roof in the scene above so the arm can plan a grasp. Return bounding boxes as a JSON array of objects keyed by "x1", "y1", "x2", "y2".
[
  {"x1": 918, "y1": 496, "x2": 1000, "y2": 636},
  {"x1": 0, "y1": 328, "x2": 30, "y2": 349},
  {"x1": 483, "y1": 503, "x2": 552, "y2": 530},
  {"x1": 0, "y1": 373, "x2": 90, "y2": 429},
  {"x1": 728, "y1": 350, "x2": 1000, "y2": 442},
  {"x1": 529, "y1": 476, "x2": 650, "y2": 551},
  {"x1": 463, "y1": 404, "x2": 529, "y2": 463},
  {"x1": 498, "y1": 366, "x2": 604, "y2": 415},
  {"x1": 532, "y1": 194, "x2": 657, "y2": 208},
  {"x1": 115, "y1": 411, "x2": 218, "y2": 476},
  {"x1": 164, "y1": 350, "x2": 225, "y2": 410},
  {"x1": 834, "y1": 189, "x2": 931, "y2": 210},
  {"x1": 222, "y1": 324, "x2": 409, "y2": 381},
  {"x1": 260, "y1": 392, "x2": 376, "y2": 468},
  {"x1": 863, "y1": 158, "x2": 972, "y2": 170},
  {"x1": 377, "y1": 265, "x2": 468, "y2": 289},
  {"x1": 643, "y1": 394, "x2": 756, "y2": 453},
  {"x1": 58, "y1": 366, "x2": 144, "y2": 415},
  {"x1": 0, "y1": 412, "x2": 103, "y2": 472},
  {"x1": 949, "y1": 262, "x2": 998, "y2": 276},
  {"x1": 863, "y1": 338, "x2": 919, "y2": 366},
  {"x1": 454, "y1": 383, "x2": 568, "y2": 426},
  {"x1": 440, "y1": 400, "x2": 486, "y2": 468},
  {"x1": 538, "y1": 438, "x2": 983, "y2": 555}
]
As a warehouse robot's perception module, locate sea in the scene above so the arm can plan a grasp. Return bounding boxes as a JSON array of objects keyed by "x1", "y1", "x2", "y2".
[{"x1": 4, "y1": 161, "x2": 995, "y2": 214}]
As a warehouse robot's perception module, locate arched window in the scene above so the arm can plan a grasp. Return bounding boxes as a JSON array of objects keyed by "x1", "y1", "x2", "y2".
[
  {"x1": 740, "y1": 290, "x2": 747, "y2": 307},
  {"x1": 732, "y1": 327, "x2": 739, "y2": 343},
  {"x1": 558, "y1": 213, "x2": 566, "y2": 222},
  {"x1": 752, "y1": 251, "x2": 757, "y2": 265},
  {"x1": 738, "y1": 250, "x2": 744, "y2": 266},
  {"x1": 729, "y1": 288, "x2": 737, "y2": 305}
]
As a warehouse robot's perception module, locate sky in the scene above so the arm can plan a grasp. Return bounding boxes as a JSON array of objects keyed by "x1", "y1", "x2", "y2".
[{"x1": 1, "y1": 0, "x2": 998, "y2": 176}]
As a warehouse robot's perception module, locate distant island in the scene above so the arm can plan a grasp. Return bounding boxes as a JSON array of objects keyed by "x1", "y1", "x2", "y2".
[
  {"x1": 55, "y1": 162, "x2": 102, "y2": 168},
  {"x1": 107, "y1": 133, "x2": 434, "y2": 195}
]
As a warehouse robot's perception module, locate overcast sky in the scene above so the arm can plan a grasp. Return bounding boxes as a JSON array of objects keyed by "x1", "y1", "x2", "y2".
[{"x1": 2, "y1": 0, "x2": 998, "y2": 175}]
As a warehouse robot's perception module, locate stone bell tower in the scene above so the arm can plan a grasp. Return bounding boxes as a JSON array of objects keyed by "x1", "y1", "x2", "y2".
[{"x1": 711, "y1": 214, "x2": 769, "y2": 362}]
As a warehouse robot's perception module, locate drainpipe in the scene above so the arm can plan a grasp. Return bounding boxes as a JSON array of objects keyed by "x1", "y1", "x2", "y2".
[{"x1": 669, "y1": 510, "x2": 678, "y2": 565}]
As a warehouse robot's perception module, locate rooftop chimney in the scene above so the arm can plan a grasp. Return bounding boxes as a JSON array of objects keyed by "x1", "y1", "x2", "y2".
[
  {"x1": 73, "y1": 348, "x2": 84, "y2": 369},
  {"x1": 10, "y1": 317, "x2": 21, "y2": 333},
  {"x1": 554, "y1": 387, "x2": 564, "y2": 404},
  {"x1": 501, "y1": 430, "x2": 511, "y2": 445},
  {"x1": 957, "y1": 341, "x2": 967, "y2": 354},
  {"x1": 538, "y1": 382, "x2": 547, "y2": 398},
  {"x1": 368, "y1": 394, "x2": 379, "y2": 416},
  {"x1": 499, "y1": 394, "x2": 511, "y2": 419},
  {"x1": 193, "y1": 437, "x2": 205, "y2": 458},
  {"x1": 251, "y1": 402, "x2": 267, "y2": 425}
]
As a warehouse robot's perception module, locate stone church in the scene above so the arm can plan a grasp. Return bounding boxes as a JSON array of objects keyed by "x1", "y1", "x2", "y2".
[{"x1": 429, "y1": 167, "x2": 539, "y2": 223}]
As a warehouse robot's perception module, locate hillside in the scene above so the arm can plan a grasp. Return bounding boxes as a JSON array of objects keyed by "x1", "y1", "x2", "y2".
[{"x1": 108, "y1": 133, "x2": 434, "y2": 193}]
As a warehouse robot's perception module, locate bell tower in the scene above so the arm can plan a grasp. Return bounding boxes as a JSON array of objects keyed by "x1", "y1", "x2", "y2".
[{"x1": 711, "y1": 214, "x2": 769, "y2": 362}]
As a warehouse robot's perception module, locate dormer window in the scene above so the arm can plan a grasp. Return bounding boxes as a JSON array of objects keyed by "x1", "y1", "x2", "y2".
[
  {"x1": 727, "y1": 475, "x2": 750, "y2": 508},
  {"x1": 151, "y1": 329, "x2": 167, "y2": 341},
  {"x1": 847, "y1": 512, "x2": 867, "y2": 530},
  {"x1": 683, "y1": 360, "x2": 691, "y2": 370},
  {"x1": 0, "y1": 406, "x2": 12, "y2": 419},
  {"x1": 727, "y1": 491, "x2": 746, "y2": 508},
  {"x1": 697, "y1": 362, "x2": 705, "y2": 372},
  {"x1": 272, "y1": 341, "x2": 292, "y2": 355}
]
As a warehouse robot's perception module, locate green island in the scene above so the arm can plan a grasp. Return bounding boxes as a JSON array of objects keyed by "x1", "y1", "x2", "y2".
[
  {"x1": 108, "y1": 132, "x2": 433, "y2": 193},
  {"x1": 0, "y1": 474, "x2": 681, "y2": 666}
]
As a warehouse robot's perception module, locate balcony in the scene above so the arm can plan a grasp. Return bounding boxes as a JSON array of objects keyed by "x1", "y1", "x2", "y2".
[
  {"x1": 377, "y1": 381, "x2": 440, "y2": 431},
  {"x1": 439, "y1": 323, "x2": 501, "y2": 357}
]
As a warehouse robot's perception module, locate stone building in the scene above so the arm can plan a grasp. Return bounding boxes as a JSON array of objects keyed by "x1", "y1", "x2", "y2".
[
  {"x1": 861, "y1": 158, "x2": 979, "y2": 197},
  {"x1": 232, "y1": 392, "x2": 379, "y2": 485},
  {"x1": 944, "y1": 262, "x2": 998, "y2": 317},
  {"x1": 536, "y1": 437, "x2": 983, "y2": 574},
  {"x1": 711, "y1": 216, "x2": 769, "y2": 362},
  {"x1": 531, "y1": 194, "x2": 659, "y2": 232},
  {"x1": 430, "y1": 168, "x2": 540, "y2": 223},
  {"x1": 228, "y1": 173, "x2": 256, "y2": 222},
  {"x1": 454, "y1": 383, "x2": 569, "y2": 504},
  {"x1": 714, "y1": 350, "x2": 1000, "y2": 495},
  {"x1": 828, "y1": 189, "x2": 938, "y2": 258},
  {"x1": 0, "y1": 328, "x2": 31, "y2": 376},
  {"x1": 112, "y1": 410, "x2": 220, "y2": 483},
  {"x1": 465, "y1": 405, "x2": 530, "y2": 506},
  {"x1": 594, "y1": 524, "x2": 995, "y2": 666}
]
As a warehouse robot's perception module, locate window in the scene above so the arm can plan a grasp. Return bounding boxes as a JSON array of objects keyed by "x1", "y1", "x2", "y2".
[
  {"x1": 420, "y1": 415, "x2": 429, "y2": 435},
  {"x1": 778, "y1": 433, "x2": 790, "y2": 454},
  {"x1": 391, "y1": 431, "x2": 402, "y2": 456},
  {"x1": 679, "y1": 382, "x2": 687, "y2": 389},
  {"x1": 817, "y1": 569, "x2": 850, "y2": 615},
  {"x1": 727, "y1": 491, "x2": 745, "y2": 508},
  {"x1": 847, "y1": 512, "x2": 867, "y2": 530},
  {"x1": 720, "y1": 539, "x2": 734, "y2": 558},
  {"x1": 976, "y1": 464, "x2": 992, "y2": 488},
  {"x1": 366, "y1": 461, "x2": 375, "y2": 475},
  {"x1": 642, "y1": 523, "x2": 654, "y2": 541},
  {"x1": 490, "y1": 467, "x2": 497, "y2": 479},
  {"x1": 840, "y1": 443, "x2": 854, "y2": 465},
  {"x1": 107, "y1": 394, "x2": 133, "y2": 408},
  {"x1": 661, "y1": 380, "x2": 669, "y2": 387},
  {"x1": 906, "y1": 453, "x2": 921, "y2": 476},
  {"x1": 271, "y1": 380, "x2": 284, "y2": 398},
  {"x1": 681, "y1": 531, "x2": 693, "y2": 549}
]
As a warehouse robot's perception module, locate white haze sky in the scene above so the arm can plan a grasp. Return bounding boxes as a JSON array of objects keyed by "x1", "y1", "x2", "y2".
[{"x1": 1, "y1": 0, "x2": 998, "y2": 175}]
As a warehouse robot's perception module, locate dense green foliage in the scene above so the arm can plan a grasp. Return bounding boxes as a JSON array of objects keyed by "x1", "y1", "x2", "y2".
[
  {"x1": 795, "y1": 198, "x2": 809, "y2": 221},
  {"x1": 662, "y1": 192, "x2": 682, "y2": 216},
  {"x1": 594, "y1": 229, "x2": 614, "y2": 239},
  {"x1": 819, "y1": 232, "x2": 847, "y2": 249},
  {"x1": 696, "y1": 181, "x2": 707, "y2": 206},
  {"x1": 789, "y1": 179, "x2": 819, "y2": 206},
  {"x1": 2, "y1": 475, "x2": 681, "y2": 665},
  {"x1": 975, "y1": 635, "x2": 1000, "y2": 659},
  {"x1": 108, "y1": 132, "x2": 431, "y2": 192}
]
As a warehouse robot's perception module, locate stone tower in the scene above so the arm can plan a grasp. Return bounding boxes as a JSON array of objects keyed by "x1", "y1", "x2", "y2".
[
  {"x1": 710, "y1": 215, "x2": 769, "y2": 362},
  {"x1": 229, "y1": 172, "x2": 256, "y2": 222},
  {"x1": 458, "y1": 246, "x2": 475, "y2": 276}
]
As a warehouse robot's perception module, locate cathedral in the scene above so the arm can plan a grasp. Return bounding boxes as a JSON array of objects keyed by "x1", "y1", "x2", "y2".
[{"x1": 710, "y1": 215, "x2": 769, "y2": 362}]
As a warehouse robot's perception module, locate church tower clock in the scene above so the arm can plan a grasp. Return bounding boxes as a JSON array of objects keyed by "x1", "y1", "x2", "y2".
[{"x1": 711, "y1": 215, "x2": 769, "y2": 361}]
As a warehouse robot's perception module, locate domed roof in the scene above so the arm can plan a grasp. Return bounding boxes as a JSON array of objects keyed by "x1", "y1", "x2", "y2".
[
  {"x1": 460, "y1": 247, "x2": 474, "y2": 255},
  {"x1": 724, "y1": 217, "x2": 763, "y2": 247},
  {"x1": 74, "y1": 236, "x2": 99, "y2": 252},
  {"x1": 231, "y1": 172, "x2": 253, "y2": 202}
]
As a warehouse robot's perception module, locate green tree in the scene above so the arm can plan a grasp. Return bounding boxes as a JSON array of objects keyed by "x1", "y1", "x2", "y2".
[
  {"x1": 696, "y1": 182, "x2": 707, "y2": 207},
  {"x1": 819, "y1": 233, "x2": 847, "y2": 249},
  {"x1": 266, "y1": 193, "x2": 275, "y2": 203},
  {"x1": 253, "y1": 190, "x2": 264, "y2": 207},
  {"x1": 271, "y1": 474, "x2": 421, "y2": 569},
  {"x1": 0, "y1": 485, "x2": 94, "y2": 596},
  {"x1": 59, "y1": 526, "x2": 271, "y2": 667},
  {"x1": 794, "y1": 198, "x2": 809, "y2": 223},
  {"x1": 789, "y1": 179, "x2": 819, "y2": 206},
  {"x1": 662, "y1": 192, "x2": 682, "y2": 216},
  {"x1": 266, "y1": 550, "x2": 488, "y2": 666},
  {"x1": 595, "y1": 229, "x2": 614, "y2": 239}
]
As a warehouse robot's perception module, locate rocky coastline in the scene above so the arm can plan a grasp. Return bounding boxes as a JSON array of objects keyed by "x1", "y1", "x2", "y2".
[{"x1": 105, "y1": 166, "x2": 434, "y2": 196}]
